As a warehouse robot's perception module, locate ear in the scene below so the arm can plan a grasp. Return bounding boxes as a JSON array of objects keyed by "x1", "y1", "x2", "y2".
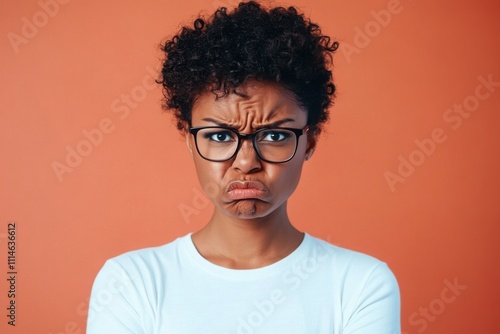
[
  {"x1": 304, "y1": 130, "x2": 317, "y2": 161},
  {"x1": 185, "y1": 133, "x2": 194, "y2": 158}
]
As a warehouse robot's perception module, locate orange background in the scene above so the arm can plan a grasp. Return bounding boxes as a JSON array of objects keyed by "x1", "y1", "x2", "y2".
[{"x1": 1, "y1": 0, "x2": 499, "y2": 333}]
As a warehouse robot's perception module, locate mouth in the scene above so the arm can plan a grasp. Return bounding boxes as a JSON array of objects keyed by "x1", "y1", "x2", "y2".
[{"x1": 226, "y1": 181, "x2": 268, "y2": 201}]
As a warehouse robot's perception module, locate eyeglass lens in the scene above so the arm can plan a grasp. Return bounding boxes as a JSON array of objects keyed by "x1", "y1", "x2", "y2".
[{"x1": 195, "y1": 127, "x2": 298, "y2": 162}]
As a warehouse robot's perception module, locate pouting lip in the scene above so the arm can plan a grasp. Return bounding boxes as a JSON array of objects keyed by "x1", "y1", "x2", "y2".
[
  {"x1": 226, "y1": 180, "x2": 267, "y2": 193},
  {"x1": 225, "y1": 181, "x2": 268, "y2": 200}
]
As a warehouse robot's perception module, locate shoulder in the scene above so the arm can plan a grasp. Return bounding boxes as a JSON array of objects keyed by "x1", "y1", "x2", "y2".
[
  {"x1": 305, "y1": 234, "x2": 388, "y2": 267},
  {"x1": 305, "y1": 234, "x2": 399, "y2": 295},
  {"x1": 108, "y1": 236, "x2": 181, "y2": 265},
  {"x1": 92, "y1": 235, "x2": 188, "y2": 287},
  {"x1": 305, "y1": 235, "x2": 400, "y2": 332},
  {"x1": 87, "y1": 236, "x2": 190, "y2": 332}
]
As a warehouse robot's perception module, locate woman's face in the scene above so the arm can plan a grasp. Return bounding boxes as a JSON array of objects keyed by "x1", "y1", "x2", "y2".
[{"x1": 187, "y1": 80, "x2": 316, "y2": 220}]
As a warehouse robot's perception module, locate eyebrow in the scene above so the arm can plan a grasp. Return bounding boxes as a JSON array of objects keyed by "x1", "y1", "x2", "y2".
[{"x1": 201, "y1": 117, "x2": 296, "y2": 129}]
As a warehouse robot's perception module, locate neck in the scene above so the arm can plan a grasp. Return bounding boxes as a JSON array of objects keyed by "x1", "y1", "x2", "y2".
[{"x1": 191, "y1": 204, "x2": 303, "y2": 269}]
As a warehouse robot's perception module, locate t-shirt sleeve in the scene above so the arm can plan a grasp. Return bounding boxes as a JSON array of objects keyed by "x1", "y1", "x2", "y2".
[
  {"x1": 343, "y1": 262, "x2": 401, "y2": 334},
  {"x1": 86, "y1": 259, "x2": 147, "y2": 334}
]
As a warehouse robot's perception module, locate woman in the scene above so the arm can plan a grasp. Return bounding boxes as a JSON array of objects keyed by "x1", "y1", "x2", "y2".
[{"x1": 87, "y1": 2, "x2": 400, "y2": 333}]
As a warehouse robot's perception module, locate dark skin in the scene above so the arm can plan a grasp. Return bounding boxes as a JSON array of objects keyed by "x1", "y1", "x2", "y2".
[{"x1": 186, "y1": 80, "x2": 317, "y2": 269}]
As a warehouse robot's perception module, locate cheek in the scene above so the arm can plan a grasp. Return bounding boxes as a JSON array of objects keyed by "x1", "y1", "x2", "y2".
[
  {"x1": 192, "y1": 156, "x2": 227, "y2": 198},
  {"x1": 272, "y1": 138, "x2": 308, "y2": 186},
  {"x1": 267, "y1": 160, "x2": 304, "y2": 196}
]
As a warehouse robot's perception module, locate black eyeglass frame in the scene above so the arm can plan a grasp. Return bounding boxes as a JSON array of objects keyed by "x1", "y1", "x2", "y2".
[{"x1": 189, "y1": 125, "x2": 309, "y2": 163}]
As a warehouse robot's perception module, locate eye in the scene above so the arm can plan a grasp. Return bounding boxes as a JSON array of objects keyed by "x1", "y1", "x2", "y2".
[
  {"x1": 203, "y1": 130, "x2": 235, "y2": 142},
  {"x1": 260, "y1": 130, "x2": 291, "y2": 142}
]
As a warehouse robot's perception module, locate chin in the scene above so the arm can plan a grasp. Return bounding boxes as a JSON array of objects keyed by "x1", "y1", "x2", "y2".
[{"x1": 222, "y1": 200, "x2": 282, "y2": 220}]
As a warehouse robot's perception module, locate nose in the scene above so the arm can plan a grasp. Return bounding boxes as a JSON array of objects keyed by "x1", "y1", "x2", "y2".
[{"x1": 231, "y1": 138, "x2": 262, "y2": 174}]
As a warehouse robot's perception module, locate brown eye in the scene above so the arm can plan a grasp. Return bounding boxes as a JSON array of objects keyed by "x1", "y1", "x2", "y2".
[
  {"x1": 203, "y1": 131, "x2": 235, "y2": 142},
  {"x1": 259, "y1": 130, "x2": 291, "y2": 142}
]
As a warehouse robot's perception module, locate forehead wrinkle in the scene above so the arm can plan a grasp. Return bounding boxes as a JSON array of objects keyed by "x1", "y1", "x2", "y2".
[
  {"x1": 193, "y1": 81, "x2": 306, "y2": 129},
  {"x1": 208, "y1": 98, "x2": 252, "y2": 128},
  {"x1": 238, "y1": 98, "x2": 259, "y2": 130},
  {"x1": 235, "y1": 95, "x2": 296, "y2": 130}
]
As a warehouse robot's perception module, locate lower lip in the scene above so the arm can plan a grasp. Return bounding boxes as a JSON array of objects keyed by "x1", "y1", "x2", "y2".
[{"x1": 227, "y1": 188, "x2": 266, "y2": 200}]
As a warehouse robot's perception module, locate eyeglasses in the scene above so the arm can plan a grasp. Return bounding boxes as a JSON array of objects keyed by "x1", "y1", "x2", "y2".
[{"x1": 189, "y1": 126, "x2": 309, "y2": 163}]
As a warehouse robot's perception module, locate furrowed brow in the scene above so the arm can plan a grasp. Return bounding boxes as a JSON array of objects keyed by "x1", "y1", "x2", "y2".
[
  {"x1": 200, "y1": 117, "x2": 296, "y2": 129},
  {"x1": 200, "y1": 118, "x2": 232, "y2": 127}
]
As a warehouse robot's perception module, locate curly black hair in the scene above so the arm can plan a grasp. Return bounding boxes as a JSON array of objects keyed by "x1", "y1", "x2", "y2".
[{"x1": 158, "y1": 1, "x2": 338, "y2": 134}]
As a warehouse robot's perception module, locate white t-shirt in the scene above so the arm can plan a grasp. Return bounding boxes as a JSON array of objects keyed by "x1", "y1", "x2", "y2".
[{"x1": 87, "y1": 233, "x2": 400, "y2": 333}]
